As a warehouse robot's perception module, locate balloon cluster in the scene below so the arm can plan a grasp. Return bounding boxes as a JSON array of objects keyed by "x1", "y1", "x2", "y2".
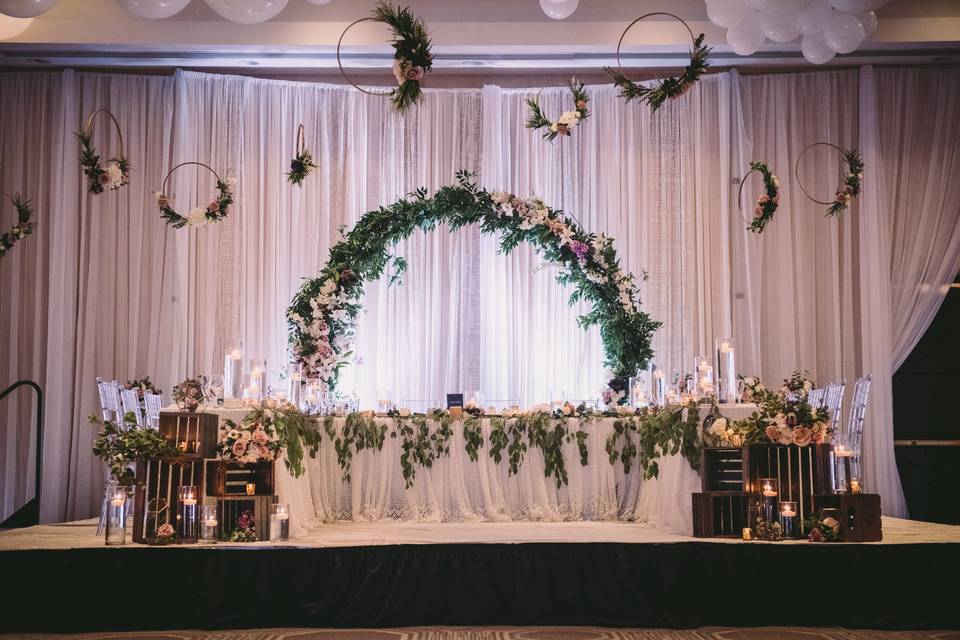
[{"x1": 705, "y1": 0, "x2": 889, "y2": 64}]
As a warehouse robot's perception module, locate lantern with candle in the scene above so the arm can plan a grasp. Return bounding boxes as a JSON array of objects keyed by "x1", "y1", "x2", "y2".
[{"x1": 177, "y1": 485, "x2": 199, "y2": 543}]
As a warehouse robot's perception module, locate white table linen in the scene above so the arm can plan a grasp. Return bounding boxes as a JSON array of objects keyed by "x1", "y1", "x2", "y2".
[{"x1": 165, "y1": 403, "x2": 757, "y2": 537}]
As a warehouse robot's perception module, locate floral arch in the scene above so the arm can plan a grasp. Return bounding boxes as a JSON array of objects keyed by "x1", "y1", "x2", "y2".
[{"x1": 287, "y1": 172, "x2": 660, "y2": 391}]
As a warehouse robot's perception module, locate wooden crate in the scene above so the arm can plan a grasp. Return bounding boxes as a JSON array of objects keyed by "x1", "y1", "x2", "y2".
[
  {"x1": 701, "y1": 447, "x2": 745, "y2": 492},
  {"x1": 216, "y1": 495, "x2": 272, "y2": 541},
  {"x1": 692, "y1": 491, "x2": 752, "y2": 538},
  {"x1": 205, "y1": 459, "x2": 274, "y2": 497},
  {"x1": 813, "y1": 493, "x2": 882, "y2": 542},
  {"x1": 158, "y1": 411, "x2": 219, "y2": 458},
  {"x1": 132, "y1": 456, "x2": 205, "y2": 544},
  {"x1": 743, "y1": 444, "x2": 833, "y2": 525}
]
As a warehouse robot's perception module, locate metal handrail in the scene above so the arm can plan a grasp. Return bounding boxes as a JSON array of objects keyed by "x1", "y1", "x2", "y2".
[{"x1": 0, "y1": 380, "x2": 43, "y2": 527}]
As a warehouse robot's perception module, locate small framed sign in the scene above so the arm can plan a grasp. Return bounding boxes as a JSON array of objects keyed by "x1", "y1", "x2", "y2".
[{"x1": 446, "y1": 393, "x2": 464, "y2": 409}]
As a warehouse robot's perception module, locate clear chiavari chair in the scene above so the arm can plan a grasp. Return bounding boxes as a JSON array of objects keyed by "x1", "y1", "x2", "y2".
[
  {"x1": 807, "y1": 387, "x2": 826, "y2": 409},
  {"x1": 120, "y1": 387, "x2": 145, "y2": 427},
  {"x1": 847, "y1": 375, "x2": 872, "y2": 482},
  {"x1": 96, "y1": 377, "x2": 122, "y2": 423},
  {"x1": 144, "y1": 392, "x2": 164, "y2": 429},
  {"x1": 823, "y1": 380, "x2": 846, "y2": 435}
]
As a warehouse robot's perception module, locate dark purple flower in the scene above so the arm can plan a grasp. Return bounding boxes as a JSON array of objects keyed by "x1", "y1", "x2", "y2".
[{"x1": 570, "y1": 240, "x2": 590, "y2": 263}]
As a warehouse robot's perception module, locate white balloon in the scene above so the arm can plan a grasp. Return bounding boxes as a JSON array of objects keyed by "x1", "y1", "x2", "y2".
[
  {"x1": 829, "y1": 0, "x2": 887, "y2": 14},
  {"x1": 203, "y1": 0, "x2": 287, "y2": 24},
  {"x1": 801, "y1": 29, "x2": 837, "y2": 64},
  {"x1": 539, "y1": 0, "x2": 577, "y2": 19},
  {"x1": 0, "y1": 0, "x2": 56, "y2": 18},
  {"x1": 0, "y1": 13, "x2": 31, "y2": 38},
  {"x1": 744, "y1": 0, "x2": 800, "y2": 10},
  {"x1": 304, "y1": 0, "x2": 331, "y2": 4},
  {"x1": 824, "y1": 12, "x2": 865, "y2": 53},
  {"x1": 857, "y1": 10, "x2": 878, "y2": 36},
  {"x1": 706, "y1": 0, "x2": 749, "y2": 29},
  {"x1": 759, "y1": 6, "x2": 801, "y2": 43},
  {"x1": 726, "y1": 14, "x2": 766, "y2": 56},
  {"x1": 798, "y1": 0, "x2": 832, "y2": 34},
  {"x1": 116, "y1": 0, "x2": 191, "y2": 19}
]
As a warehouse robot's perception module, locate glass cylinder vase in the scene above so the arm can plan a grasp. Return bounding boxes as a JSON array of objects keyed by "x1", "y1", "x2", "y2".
[
  {"x1": 249, "y1": 358, "x2": 267, "y2": 402},
  {"x1": 105, "y1": 482, "x2": 127, "y2": 546},
  {"x1": 224, "y1": 342, "x2": 243, "y2": 402},
  {"x1": 200, "y1": 504, "x2": 218, "y2": 545},
  {"x1": 833, "y1": 438, "x2": 854, "y2": 493},
  {"x1": 270, "y1": 502, "x2": 290, "y2": 541},
  {"x1": 650, "y1": 364, "x2": 666, "y2": 407},
  {"x1": 779, "y1": 501, "x2": 798, "y2": 539},
  {"x1": 694, "y1": 355, "x2": 714, "y2": 402},
  {"x1": 758, "y1": 477, "x2": 779, "y2": 524},
  {"x1": 714, "y1": 338, "x2": 737, "y2": 404},
  {"x1": 177, "y1": 485, "x2": 198, "y2": 544}
]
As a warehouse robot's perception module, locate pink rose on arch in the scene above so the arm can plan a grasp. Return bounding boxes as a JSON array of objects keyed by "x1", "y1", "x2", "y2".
[
  {"x1": 208, "y1": 200, "x2": 220, "y2": 213},
  {"x1": 252, "y1": 428, "x2": 268, "y2": 445},
  {"x1": 758, "y1": 194, "x2": 770, "y2": 204},
  {"x1": 764, "y1": 425, "x2": 781, "y2": 442},
  {"x1": 98, "y1": 172, "x2": 111, "y2": 185},
  {"x1": 753, "y1": 206, "x2": 763, "y2": 218},
  {"x1": 232, "y1": 440, "x2": 248, "y2": 458},
  {"x1": 576, "y1": 99, "x2": 587, "y2": 110},
  {"x1": 316, "y1": 341, "x2": 333, "y2": 358},
  {"x1": 405, "y1": 66, "x2": 425, "y2": 82},
  {"x1": 793, "y1": 426, "x2": 813, "y2": 447},
  {"x1": 157, "y1": 196, "x2": 170, "y2": 209}
]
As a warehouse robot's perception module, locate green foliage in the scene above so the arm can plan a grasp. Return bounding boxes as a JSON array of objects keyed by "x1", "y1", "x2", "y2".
[
  {"x1": 489, "y1": 417, "x2": 508, "y2": 464},
  {"x1": 90, "y1": 412, "x2": 179, "y2": 486},
  {"x1": 76, "y1": 130, "x2": 130, "y2": 195},
  {"x1": 605, "y1": 34, "x2": 710, "y2": 112},
  {"x1": 287, "y1": 149, "x2": 317, "y2": 187},
  {"x1": 0, "y1": 194, "x2": 34, "y2": 259},
  {"x1": 159, "y1": 180, "x2": 233, "y2": 229},
  {"x1": 525, "y1": 77, "x2": 591, "y2": 142},
  {"x1": 327, "y1": 412, "x2": 388, "y2": 483},
  {"x1": 373, "y1": 2, "x2": 433, "y2": 112},
  {"x1": 393, "y1": 412, "x2": 453, "y2": 487},
  {"x1": 463, "y1": 415, "x2": 484, "y2": 462},
  {"x1": 604, "y1": 402, "x2": 702, "y2": 479},
  {"x1": 246, "y1": 403, "x2": 322, "y2": 478},
  {"x1": 825, "y1": 149, "x2": 864, "y2": 217},
  {"x1": 745, "y1": 161, "x2": 780, "y2": 234}
]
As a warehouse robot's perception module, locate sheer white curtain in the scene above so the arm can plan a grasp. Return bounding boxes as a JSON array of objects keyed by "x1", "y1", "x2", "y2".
[{"x1": 6, "y1": 66, "x2": 960, "y2": 522}]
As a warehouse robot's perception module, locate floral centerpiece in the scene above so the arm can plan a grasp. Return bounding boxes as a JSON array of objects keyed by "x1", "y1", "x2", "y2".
[
  {"x1": 219, "y1": 415, "x2": 282, "y2": 465},
  {"x1": 219, "y1": 401, "x2": 321, "y2": 477},
  {"x1": 172, "y1": 376, "x2": 207, "y2": 412},
  {"x1": 222, "y1": 509, "x2": 257, "y2": 542}
]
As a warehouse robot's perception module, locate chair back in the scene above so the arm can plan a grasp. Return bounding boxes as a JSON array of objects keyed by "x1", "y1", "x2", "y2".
[
  {"x1": 823, "y1": 380, "x2": 846, "y2": 436},
  {"x1": 847, "y1": 375, "x2": 872, "y2": 451},
  {"x1": 807, "y1": 387, "x2": 825, "y2": 409},
  {"x1": 120, "y1": 388, "x2": 145, "y2": 427},
  {"x1": 144, "y1": 392, "x2": 164, "y2": 429},
  {"x1": 96, "y1": 378, "x2": 122, "y2": 423}
]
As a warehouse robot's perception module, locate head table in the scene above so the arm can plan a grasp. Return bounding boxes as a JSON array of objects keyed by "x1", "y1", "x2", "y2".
[{"x1": 164, "y1": 404, "x2": 757, "y2": 538}]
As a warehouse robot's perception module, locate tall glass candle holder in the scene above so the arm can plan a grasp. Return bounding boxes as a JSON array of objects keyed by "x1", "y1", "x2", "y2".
[
  {"x1": 105, "y1": 482, "x2": 126, "y2": 546},
  {"x1": 714, "y1": 338, "x2": 737, "y2": 404},
  {"x1": 779, "y1": 501, "x2": 798, "y2": 539},
  {"x1": 629, "y1": 371, "x2": 649, "y2": 408},
  {"x1": 833, "y1": 439, "x2": 854, "y2": 493},
  {"x1": 286, "y1": 363, "x2": 303, "y2": 409},
  {"x1": 694, "y1": 355, "x2": 714, "y2": 402},
  {"x1": 177, "y1": 485, "x2": 198, "y2": 544},
  {"x1": 270, "y1": 503, "x2": 290, "y2": 541},
  {"x1": 249, "y1": 359, "x2": 267, "y2": 402},
  {"x1": 758, "y1": 477, "x2": 779, "y2": 524},
  {"x1": 651, "y1": 364, "x2": 666, "y2": 407},
  {"x1": 224, "y1": 343, "x2": 243, "y2": 402},
  {"x1": 200, "y1": 504, "x2": 219, "y2": 544}
]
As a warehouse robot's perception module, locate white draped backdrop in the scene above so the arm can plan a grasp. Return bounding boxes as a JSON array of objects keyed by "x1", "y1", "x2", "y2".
[{"x1": 2, "y1": 66, "x2": 959, "y2": 523}]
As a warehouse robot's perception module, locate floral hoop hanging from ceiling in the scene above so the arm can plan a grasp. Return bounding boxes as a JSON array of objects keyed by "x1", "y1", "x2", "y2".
[
  {"x1": 287, "y1": 172, "x2": 660, "y2": 392},
  {"x1": 336, "y1": 2, "x2": 434, "y2": 113},
  {"x1": 794, "y1": 142, "x2": 863, "y2": 217},
  {"x1": 155, "y1": 162, "x2": 234, "y2": 229},
  {"x1": 604, "y1": 12, "x2": 711, "y2": 112},
  {"x1": 76, "y1": 108, "x2": 130, "y2": 194},
  {"x1": 738, "y1": 161, "x2": 781, "y2": 234},
  {"x1": 525, "y1": 77, "x2": 591, "y2": 142},
  {"x1": 287, "y1": 123, "x2": 317, "y2": 187},
  {"x1": 0, "y1": 193, "x2": 34, "y2": 259}
]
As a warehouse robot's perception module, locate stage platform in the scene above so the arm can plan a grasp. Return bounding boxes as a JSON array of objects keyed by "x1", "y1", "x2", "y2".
[{"x1": 1, "y1": 517, "x2": 959, "y2": 632}]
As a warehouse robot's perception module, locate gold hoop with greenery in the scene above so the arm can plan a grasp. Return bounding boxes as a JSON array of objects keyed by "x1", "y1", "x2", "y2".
[
  {"x1": 525, "y1": 78, "x2": 591, "y2": 142},
  {"x1": 0, "y1": 192, "x2": 34, "y2": 259},
  {"x1": 336, "y1": 2, "x2": 433, "y2": 113},
  {"x1": 155, "y1": 162, "x2": 234, "y2": 229},
  {"x1": 738, "y1": 161, "x2": 780, "y2": 234},
  {"x1": 287, "y1": 123, "x2": 317, "y2": 187},
  {"x1": 795, "y1": 142, "x2": 863, "y2": 217},
  {"x1": 287, "y1": 172, "x2": 660, "y2": 392},
  {"x1": 604, "y1": 13, "x2": 710, "y2": 112},
  {"x1": 76, "y1": 108, "x2": 130, "y2": 195}
]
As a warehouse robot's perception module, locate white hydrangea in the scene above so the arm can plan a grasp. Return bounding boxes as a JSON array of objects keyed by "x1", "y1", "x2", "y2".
[{"x1": 186, "y1": 206, "x2": 208, "y2": 227}]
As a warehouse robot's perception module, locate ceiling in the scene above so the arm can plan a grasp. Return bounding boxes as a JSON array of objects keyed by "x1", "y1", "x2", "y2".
[{"x1": 1, "y1": 0, "x2": 958, "y2": 74}]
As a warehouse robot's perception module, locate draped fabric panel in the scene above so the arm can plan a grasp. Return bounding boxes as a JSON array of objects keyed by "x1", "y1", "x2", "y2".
[{"x1": 3, "y1": 66, "x2": 958, "y2": 522}]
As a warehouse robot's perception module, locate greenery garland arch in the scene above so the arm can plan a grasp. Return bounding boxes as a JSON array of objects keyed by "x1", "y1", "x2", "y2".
[{"x1": 287, "y1": 172, "x2": 660, "y2": 391}]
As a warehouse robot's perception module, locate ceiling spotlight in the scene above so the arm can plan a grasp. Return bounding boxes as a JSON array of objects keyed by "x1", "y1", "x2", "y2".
[{"x1": 540, "y1": 0, "x2": 578, "y2": 21}]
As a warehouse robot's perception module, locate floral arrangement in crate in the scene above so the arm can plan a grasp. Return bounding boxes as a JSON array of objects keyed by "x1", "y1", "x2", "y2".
[
  {"x1": 705, "y1": 370, "x2": 832, "y2": 447},
  {"x1": 218, "y1": 400, "x2": 321, "y2": 477},
  {"x1": 222, "y1": 509, "x2": 258, "y2": 542}
]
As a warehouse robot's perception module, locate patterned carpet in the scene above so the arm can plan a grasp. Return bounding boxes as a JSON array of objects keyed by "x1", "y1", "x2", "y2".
[{"x1": 3, "y1": 628, "x2": 959, "y2": 640}]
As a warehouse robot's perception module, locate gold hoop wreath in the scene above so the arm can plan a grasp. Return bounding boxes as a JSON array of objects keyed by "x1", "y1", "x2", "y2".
[
  {"x1": 76, "y1": 108, "x2": 130, "y2": 195},
  {"x1": 287, "y1": 123, "x2": 317, "y2": 187},
  {"x1": 794, "y1": 142, "x2": 864, "y2": 217},
  {"x1": 155, "y1": 162, "x2": 234, "y2": 230},
  {"x1": 336, "y1": 2, "x2": 433, "y2": 113},
  {"x1": 737, "y1": 161, "x2": 781, "y2": 234},
  {"x1": 525, "y1": 78, "x2": 591, "y2": 142},
  {"x1": 604, "y1": 13, "x2": 711, "y2": 113},
  {"x1": 0, "y1": 192, "x2": 34, "y2": 259}
]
